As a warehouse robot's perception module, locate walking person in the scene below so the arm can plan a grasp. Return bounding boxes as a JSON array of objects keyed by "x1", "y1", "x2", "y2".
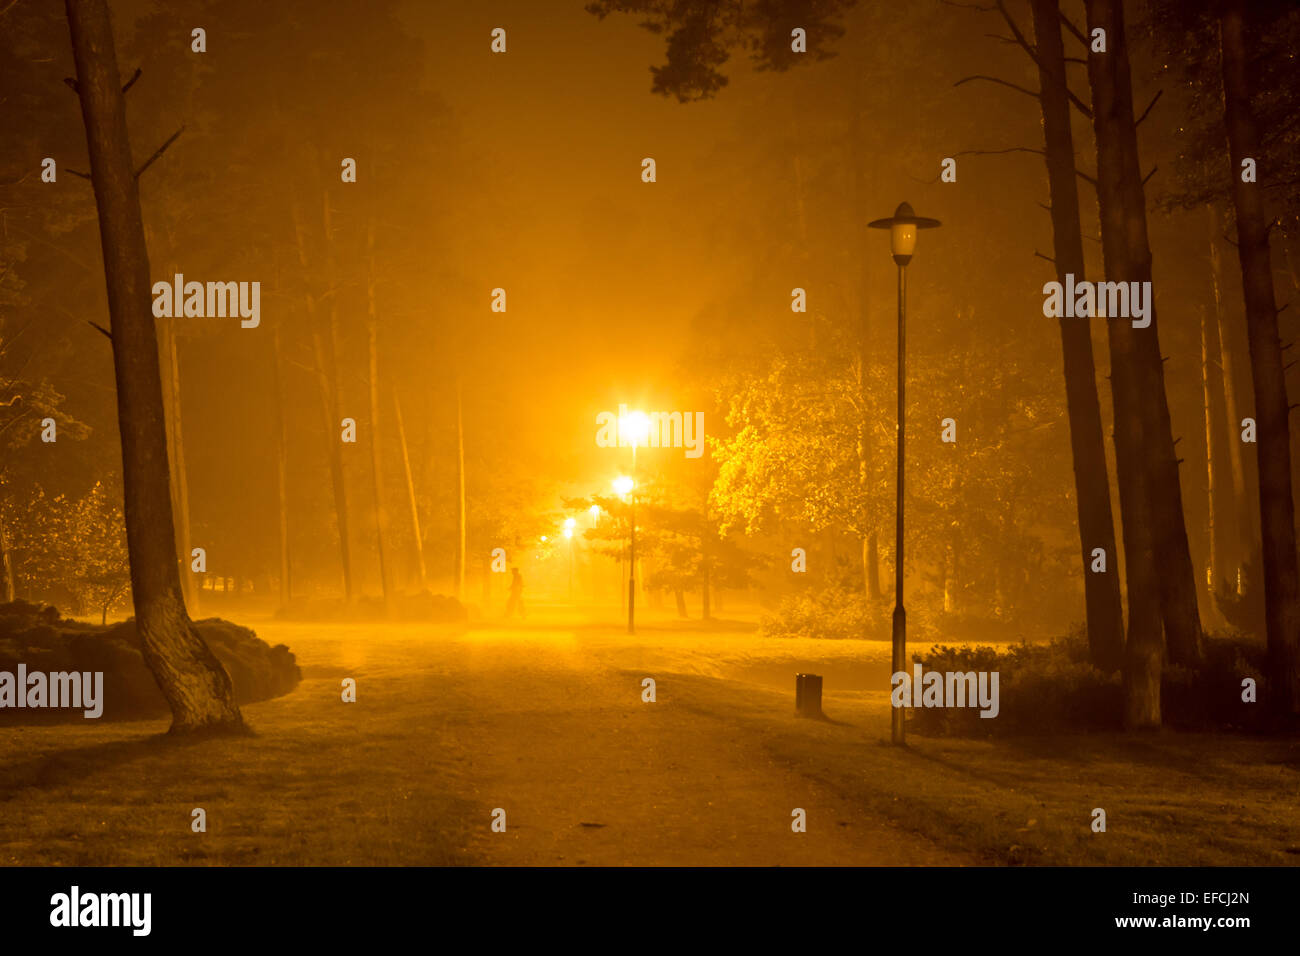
[{"x1": 504, "y1": 567, "x2": 526, "y2": 620}]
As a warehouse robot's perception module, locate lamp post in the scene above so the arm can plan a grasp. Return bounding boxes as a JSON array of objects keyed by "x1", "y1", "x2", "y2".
[
  {"x1": 868, "y1": 201, "x2": 941, "y2": 746},
  {"x1": 618, "y1": 412, "x2": 650, "y2": 634},
  {"x1": 613, "y1": 474, "x2": 636, "y2": 631}
]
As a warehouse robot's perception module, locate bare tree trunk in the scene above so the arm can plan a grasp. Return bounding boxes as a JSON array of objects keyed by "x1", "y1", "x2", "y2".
[
  {"x1": 271, "y1": 326, "x2": 292, "y2": 608},
  {"x1": 1084, "y1": 0, "x2": 1164, "y2": 727},
  {"x1": 455, "y1": 376, "x2": 467, "y2": 602},
  {"x1": 393, "y1": 390, "x2": 427, "y2": 591},
  {"x1": 290, "y1": 199, "x2": 354, "y2": 601},
  {"x1": 701, "y1": 557, "x2": 711, "y2": 620},
  {"x1": 1209, "y1": 204, "x2": 1254, "y2": 594},
  {"x1": 0, "y1": 508, "x2": 15, "y2": 602},
  {"x1": 365, "y1": 227, "x2": 392, "y2": 609},
  {"x1": 65, "y1": 0, "x2": 242, "y2": 734},
  {"x1": 160, "y1": 312, "x2": 197, "y2": 616},
  {"x1": 1031, "y1": 0, "x2": 1125, "y2": 671},
  {"x1": 1219, "y1": 0, "x2": 1300, "y2": 716},
  {"x1": 1201, "y1": 305, "x2": 1228, "y2": 602}
]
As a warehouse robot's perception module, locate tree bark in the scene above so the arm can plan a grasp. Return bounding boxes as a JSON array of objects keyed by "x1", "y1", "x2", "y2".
[
  {"x1": 365, "y1": 226, "x2": 392, "y2": 610},
  {"x1": 1219, "y1": 0, "x2": 1300, "y2": 716},
  {"x1": 65, "y1": 0, "x2": 242, "y2": 734},
  {"x1": 1031, "y1": 0, "x2": 1125, "y2": 671}
]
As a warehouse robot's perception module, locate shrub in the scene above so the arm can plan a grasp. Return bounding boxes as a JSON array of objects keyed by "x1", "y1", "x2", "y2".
[
  {"x1": 759, "y1": 586, "x2": 905, "y2": 640},
  {"x1": 908, "y1": 629, "x2": 1266, "y2": 736},
  {"x1": 0, "y1": 602, "x2": 300, "y2": 723}
]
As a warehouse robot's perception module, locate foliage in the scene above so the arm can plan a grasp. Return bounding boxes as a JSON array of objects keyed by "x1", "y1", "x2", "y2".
[
  {"x1": 586, "y1": 0, "x2": 856, "y2": 101},
  {"x1": 0, "y1": 477, "x2": 130, "y2": 621},
  {"x1": 910, "y1": 631, "x2": 1268, "y2": 737},
  {"x1": 759, "y1": 584, "x2": 898, "y2": 640}
]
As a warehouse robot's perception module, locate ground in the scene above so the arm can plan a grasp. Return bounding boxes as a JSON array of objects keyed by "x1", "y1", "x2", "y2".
[{"x1": 1, "y1": 604, "x2": 1298, "y2": 866}]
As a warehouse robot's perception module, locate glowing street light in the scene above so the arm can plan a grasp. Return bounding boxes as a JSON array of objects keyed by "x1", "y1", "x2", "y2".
[
  {"x1": 868, "y1": 201, "x2": 941, "y2": 747},
  {"x1": 613, "y1": 475, "x2": 634, "y2": 497},
  {"x1": 621, "y1": 410, "x2": 651, "y2": 448}
]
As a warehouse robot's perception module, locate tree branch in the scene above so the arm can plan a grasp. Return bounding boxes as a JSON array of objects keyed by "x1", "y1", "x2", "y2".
[
  {"x1": 121, "y1": 67, "x2": 142, "y2": 93},
  {"x1": 1135, "y1": 89, "x2": 1163, "y2": 125},
  {"x1": 1059, "y1": 10, "x2": 1088, "y2": 46},
  {"x1": 954, "y1": 146, "x2": 1045, "y2": 157},
  {"x1": 953, "y1": 74, "x2": 1040, "y2": 101},
  {"x1": 86, "y1": 320, "x2": 112, "y2": 341},
  {"x1": 1141, "y1": 165, "x2": 1158, "y2": 186},
  {"x1": 66, "y1": 168, "x2": 91, "y2": 180},
  {"x1": 134, "y1": 125, "x2": 185, "y2": 179}
]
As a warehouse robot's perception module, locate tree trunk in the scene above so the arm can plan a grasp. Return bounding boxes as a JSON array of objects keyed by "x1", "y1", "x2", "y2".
[
  {"x1": 365, "y1": 227, "x2": 392, "y2": 610},
  {"x1": 1219, "y1": 0, "x2": 1300, "y2": 716},
  {"x1": 65, "y1": 0, "x2": 242, "y2": 734},
  {"x1": 1201, "y1": 304, "x2": 1229, "y2": 601},
  {"x1": 1209, "y1": 204, "x2": 1255, "y2": 594},
  {"x1": 1084, "y1": 0, "x2": 1164, "y2": 727},
  {"x1": 0, "y1": 507, "x2": 15, "y2": 602},
  {"x1": 393, "y1": 390, "x2": 427, "y2": 591},
  {"x1": 863, "y1": 533, "x2": 882, "y2": 601},
  {"x1": 1087, "y1": 0, "x2": 1203, "y2": 668},
  {"x1": 455, "y1": 376, "x2": 467, "y2": 602},
  {"x1": 160, "y1": 311, "x2": 197, "y2": 616},
  {"x1": 271, "y1": 326, "x2": 292, "y2": 608},
  {"x1": 1031, "y1": 0, "x2": 1125, "y2": 671},
  {"x1": 291, "y1": 198, "x2": 355, "y2": 601},
  {"x1": 701, "y1": 558, "x2": 711, "y2": 620}
]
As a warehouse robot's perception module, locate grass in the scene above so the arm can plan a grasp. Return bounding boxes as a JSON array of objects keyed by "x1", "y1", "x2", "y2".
[{"x1": 2, "y1": 612, "x2": 1297, "y2": 866}]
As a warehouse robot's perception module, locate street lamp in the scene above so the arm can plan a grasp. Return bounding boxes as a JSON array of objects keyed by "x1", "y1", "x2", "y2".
[
  {"x1": 619, "y1": 411, "x2": 651, "y2": 635},
  {"x1": 868, "y1": 201, "x2": 941, "y2": 746}
]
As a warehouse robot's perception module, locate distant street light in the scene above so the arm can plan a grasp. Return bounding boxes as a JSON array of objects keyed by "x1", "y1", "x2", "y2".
[{"x1": 868, "y1": 201, "x2": 941, "y2": 747}]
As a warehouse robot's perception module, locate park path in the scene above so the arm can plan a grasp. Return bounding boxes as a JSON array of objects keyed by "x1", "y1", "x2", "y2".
[{"x1": 437, "y1": 619, "x2": 968, "y2": 865}]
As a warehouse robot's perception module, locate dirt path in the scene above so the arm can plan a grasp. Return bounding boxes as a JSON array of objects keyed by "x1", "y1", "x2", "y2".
[{"x1": 442, "y1": 622, "x2": 968, "y2": 865}]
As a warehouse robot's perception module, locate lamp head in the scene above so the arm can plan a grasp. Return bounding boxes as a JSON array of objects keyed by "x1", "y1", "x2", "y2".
[{"x1": 868, "y1": 201, "x2": 942, "y2": 266}]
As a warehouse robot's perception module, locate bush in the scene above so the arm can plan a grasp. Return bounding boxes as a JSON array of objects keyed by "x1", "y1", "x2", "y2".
[
  {"x1": 0, "y1": 602, "x2": 301, "y2": 723},
  {"x1": 909, "y1": 629, "x2": 1266, "y2": 736},
  {"x1": 760, "y1": 585, "x2": 933, "y2": 641}
]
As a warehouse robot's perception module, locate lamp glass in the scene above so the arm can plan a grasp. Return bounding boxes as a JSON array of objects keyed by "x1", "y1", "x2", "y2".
[{"x1": 891, "y1": 222, "x2": 917, "y2": 258}]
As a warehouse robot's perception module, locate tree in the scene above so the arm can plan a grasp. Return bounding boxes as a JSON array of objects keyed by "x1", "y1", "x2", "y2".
[
  {"x1": 1217, "y1": 0, "x2": 1300, "y2": 716},
  {"x1": 952, "y1": 0, "x2": 1125, "y2": 669},
  {"x1": 65, "y1": 0, "x2": 243, "y2": 733},
  {"x1": 66, "y1": 479, "x2": 130, "y2": 624}
]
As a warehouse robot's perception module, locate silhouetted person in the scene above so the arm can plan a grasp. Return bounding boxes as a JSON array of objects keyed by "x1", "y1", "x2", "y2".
[{"x1": 504, "y1": 567, "x2": 525, "y2": 620}]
